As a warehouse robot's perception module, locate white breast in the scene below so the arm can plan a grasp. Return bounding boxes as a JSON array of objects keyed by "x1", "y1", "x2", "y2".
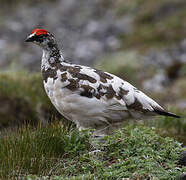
[{"x1": 43, "y1": 76, "x2": 130, "y2": 132}]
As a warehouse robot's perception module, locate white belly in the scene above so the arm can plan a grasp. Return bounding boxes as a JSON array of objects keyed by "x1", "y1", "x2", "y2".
[{"x1": 43, "y1": 77, "x2": 130, "y2": 135}]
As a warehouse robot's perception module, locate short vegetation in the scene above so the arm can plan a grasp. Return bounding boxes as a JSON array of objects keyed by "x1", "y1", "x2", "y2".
[{"x1": 0, "y1": 124, "x2": 185, "y2": 179}]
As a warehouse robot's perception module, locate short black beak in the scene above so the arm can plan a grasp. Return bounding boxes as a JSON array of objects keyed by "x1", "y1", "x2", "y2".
[
  {"x1": 25, "y1": 35, "x2": 35, "y2": 42},
  {"x1": 25, "y1": 37, "x2": 32, "y2": 42},
  {"x1": 25, "y1": 38, "x2": 30, "y2": 42}
]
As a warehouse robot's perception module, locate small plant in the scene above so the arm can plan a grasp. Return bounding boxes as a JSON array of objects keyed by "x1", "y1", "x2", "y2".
[
  {"x1": 52, "y1": 125, "x2": 186, "y2": 179},
  {"x1": 0, "y1": 124, "x2": 185, "y2": 179}
]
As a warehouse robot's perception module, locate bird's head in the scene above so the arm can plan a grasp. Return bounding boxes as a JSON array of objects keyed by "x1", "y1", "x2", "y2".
[{"x1": 25, "y1": 29, "x2": 57, "y2": 50}]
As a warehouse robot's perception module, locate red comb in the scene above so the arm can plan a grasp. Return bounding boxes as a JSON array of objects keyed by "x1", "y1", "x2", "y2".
[{"x1": 32, "y1": 29, "x2": 48, "y2": 36}]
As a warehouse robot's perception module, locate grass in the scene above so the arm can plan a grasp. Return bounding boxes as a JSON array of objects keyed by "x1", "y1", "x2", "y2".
[
  {"x1": 143, "y1": 115, "x2": 186, "y2": 146},
  {"x1": 0, "y1": 122, "x2": 90, "y2": 179},
  {"x1": 0, "y1": 70, "x2": 60, "y2": 129},
  {"x1": 0, "y1": 124, "x2": 185, "y2": 179}
]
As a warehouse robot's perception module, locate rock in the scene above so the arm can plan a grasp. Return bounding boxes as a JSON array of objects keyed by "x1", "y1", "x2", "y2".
[
  {"x1": 145, "y1": 39, "x2": 186, "y2": 69},
  {"x1": 143, "y1": 39, "x2": 186, "y2": 91},
  {"x1": 176, "y1": 100, "x2": 186, "y2": 109},
  {"x1": 142, "y1": 71, "x2": 169, "y2": 92},
  {"x1": 0, "y1": 0, "x2": 133, "y2": 70},
  {"x1": 166, "y1": 61, "x2": 182, "y2": 80},
  {"x1": 178, "y1": 173, "x2": 186, "y2": 180},
  {"x1": 179, "y1": 150, "x2": 186, "y2": 166},
  {"x1": 74, "y1": 39, "x2": 104, "y2": 62}
]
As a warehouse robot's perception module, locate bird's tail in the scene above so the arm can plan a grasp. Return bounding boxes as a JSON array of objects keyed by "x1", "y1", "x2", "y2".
[{"x1": 154, "y1": 109, "x2": 180, "y2": 118}]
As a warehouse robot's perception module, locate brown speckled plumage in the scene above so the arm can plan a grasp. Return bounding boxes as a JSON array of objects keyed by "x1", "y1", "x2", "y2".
[{"x1": 26, "y1": 29, "x2": 180, "y2": 136}]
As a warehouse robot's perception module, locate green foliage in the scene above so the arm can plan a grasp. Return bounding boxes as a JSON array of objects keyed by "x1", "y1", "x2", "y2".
[
  {"x1": 144, "y1": 114, "x2": 186, "y2": 145},
  {"x1": 1, "y1": 122, "x2": 185, "y2": 179},
  {"x1": 5, "y1": 125, "x2": 183, "y2": 180}
]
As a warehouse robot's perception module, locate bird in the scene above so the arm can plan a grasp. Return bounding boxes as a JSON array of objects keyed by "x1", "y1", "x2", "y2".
[{"x1": 25, "y1": 28, "x2": 180, "y2": 137}]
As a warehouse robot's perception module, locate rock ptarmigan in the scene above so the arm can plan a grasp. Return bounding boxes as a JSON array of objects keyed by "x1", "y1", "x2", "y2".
[{"x1": 25, "y1": 29, "x2": 180, "y2": 136}]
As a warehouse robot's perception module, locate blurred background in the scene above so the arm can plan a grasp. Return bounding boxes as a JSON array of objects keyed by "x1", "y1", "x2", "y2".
[{"x1": 0, "y1": 0, "x2": 186, "y2": 144}]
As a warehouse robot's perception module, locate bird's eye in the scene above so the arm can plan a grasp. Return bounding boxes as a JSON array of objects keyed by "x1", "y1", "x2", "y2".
[{"x1": 34, "y1": 35, "x2": 46, "y2": 43}]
